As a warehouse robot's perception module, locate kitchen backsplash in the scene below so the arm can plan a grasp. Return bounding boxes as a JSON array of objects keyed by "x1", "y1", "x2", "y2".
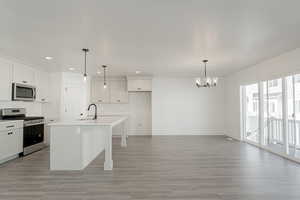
[{"x1": 0, "y1": 101, "x2": 42, "y2": 116}]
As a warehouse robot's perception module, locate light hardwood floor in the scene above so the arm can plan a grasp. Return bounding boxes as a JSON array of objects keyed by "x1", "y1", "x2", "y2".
[{"x1": 1, "y1": 135, "x2": 300, "y2": 200}]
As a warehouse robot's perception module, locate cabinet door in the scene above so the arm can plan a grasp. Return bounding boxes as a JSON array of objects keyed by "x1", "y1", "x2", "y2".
[
  {"x1": 0, "y1": 60, "x2": 12, "y2": 101},
  {"x1": 13, "y1": 63, "x2": 36, "y2": 85},
  {"x1": 91, "y1": 79, "x2": 110, "y2": 103},
  {"x1": 35, "y1": 70, "x2": 50, "y2": 102},
  {"x1": 0, "y1": 129, "x2": 22, "y2": 160},
  {"x1": 127, "y1": 79, "x2": 152, "y2": 92},
  {"x1": 110, "y1": 80, "x2": 128, "y2": 103},
  {"x1": 138, "y1": 79, "x2": 152, "y2": 91}
]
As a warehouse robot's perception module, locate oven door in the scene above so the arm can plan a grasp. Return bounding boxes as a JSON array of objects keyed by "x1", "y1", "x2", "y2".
[
  {"x1": 23, "y1": 123, "x2": 44, "y2": 155},
  {"x1": 12, "y1": 83, "x2": 36, "y2": 101}
]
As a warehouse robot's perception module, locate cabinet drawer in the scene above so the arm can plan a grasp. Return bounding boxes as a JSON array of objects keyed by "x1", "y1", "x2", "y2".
[{"x1": 0, "y1": 121, "x2": 23, "y2": 132}]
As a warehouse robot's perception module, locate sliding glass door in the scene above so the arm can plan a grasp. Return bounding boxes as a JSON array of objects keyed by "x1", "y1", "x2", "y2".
[
  {"x1": 286, "y1": 74, "x2": 300, "y2": 158},
  {"x1": 263, "y1": 78, "x2": 284, "y2": 153},
  {"x1": 244, "y1": 84, "x2": 259, "y2": 143},
  {"x1": 242, "y1": 74, "x2": 300, "y2": 162}
]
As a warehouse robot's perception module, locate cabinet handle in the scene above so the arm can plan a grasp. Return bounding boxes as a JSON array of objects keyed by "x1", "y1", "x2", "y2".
[
  {"x1": 7, "y1": 132, "x2": 13, "y2": 135},
  {"x1": 41, "y1": 98, "x2": 45, "y2": 101},
  {"x1": 98, "y1": 100, "x2": 102, "y2": 102},
  {"x1": 6, "y1": 125, "x2": 14, "y2": 128},
  {"x1": 117, "y1": 100, "x2": 121, "y2": 102},
  {"x1": 22, "y1": 81, "x2": 27, "y2": 84},
  {"x1": 137, "y1": 88, "x2": 141, "y2": 90}
]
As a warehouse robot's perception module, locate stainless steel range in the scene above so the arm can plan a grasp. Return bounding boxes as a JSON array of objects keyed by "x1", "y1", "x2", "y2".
[{"x1": 0, "y1": 108, "x2": 45, "y2": 155}]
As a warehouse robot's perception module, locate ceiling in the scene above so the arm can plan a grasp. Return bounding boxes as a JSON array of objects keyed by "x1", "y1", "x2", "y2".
[{"x1": 0, "y1": 0, "x2": 300, "y2": 77}]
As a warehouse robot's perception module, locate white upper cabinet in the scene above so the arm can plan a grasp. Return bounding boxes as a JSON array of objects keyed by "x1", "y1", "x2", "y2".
[
  {"x1": 91, "y1": 78, "x2": 110, "y2": 103},
  {"x1": 127, "y1": 76, "x2": 152, "y2": 92},
  {"x1": 90, "y1": 77, "x2": 128, "y2": 104},
  {"x1": 0, "y1": 59, "x2": 13, "y2": 101},
  {"x1": 13, "y1": 63, "x2": 36, "y2": 86},
  {"x1": 110, "y1": 80, "x2": 128, "y2": 103},
  {"x1": 35, "y1": 70, "x2": 50, "y2": 102}
]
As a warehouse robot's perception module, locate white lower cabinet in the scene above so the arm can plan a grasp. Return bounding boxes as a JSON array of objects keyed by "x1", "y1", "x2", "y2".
[{"x1": 0, "y1": 121, "x2": 23, "y2": 162}]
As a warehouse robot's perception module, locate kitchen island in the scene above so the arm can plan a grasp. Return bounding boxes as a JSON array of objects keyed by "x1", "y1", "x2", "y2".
[{"x1": 49, "y1": 116, "x2": 128, "y2": 171}]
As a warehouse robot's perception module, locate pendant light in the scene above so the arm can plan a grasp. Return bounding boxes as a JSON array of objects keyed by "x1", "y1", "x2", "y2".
[
  {"x1": 102, "y1": 65, "x2": 107, "y2": 89},
  {"x1": 195, "y1": 60, "x2": 218, "y2": 87},
  {"x1": 82, "y1": 48, "x2": 89, "y2": 81}
]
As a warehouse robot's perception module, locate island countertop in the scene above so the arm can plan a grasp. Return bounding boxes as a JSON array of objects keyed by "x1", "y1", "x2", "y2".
[{"x1": 48, "y1": 116, "x2": 128, "y2": 127}]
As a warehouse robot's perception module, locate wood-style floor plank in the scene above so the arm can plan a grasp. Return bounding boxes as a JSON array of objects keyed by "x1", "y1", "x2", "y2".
[{"x1": 1, "y1": 135, "x2": 300, "y2": 200}]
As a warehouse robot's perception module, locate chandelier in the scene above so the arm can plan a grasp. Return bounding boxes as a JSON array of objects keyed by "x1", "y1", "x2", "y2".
[{"x1": 195, "y1": 60, "x2": 218, "y2": 87}]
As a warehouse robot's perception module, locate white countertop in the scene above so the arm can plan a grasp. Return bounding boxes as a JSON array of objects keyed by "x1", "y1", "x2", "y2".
[{"x1": 48, "y1": 116, "x2": 128, "y2": 127}]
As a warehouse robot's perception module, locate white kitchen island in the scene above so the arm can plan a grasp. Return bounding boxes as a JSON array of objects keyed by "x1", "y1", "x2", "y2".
[{"x1": 49, "y1": 116, "x2": 128, "y2": 171}]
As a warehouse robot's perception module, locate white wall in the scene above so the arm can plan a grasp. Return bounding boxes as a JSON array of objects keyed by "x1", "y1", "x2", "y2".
[
  {"x1": 225, "y1": 48, "x2": 300, "y2": 140},
  {"x1": 152, "y1": 77, "x2": 225, "y2": 135}
]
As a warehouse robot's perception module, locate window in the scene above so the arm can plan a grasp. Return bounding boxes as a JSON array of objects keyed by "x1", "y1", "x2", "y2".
[
  {"x1": 296, "y1": 100, "x2": 300, "y2": 113},
  {"x1": 268, "y1": 79, "x2": 278, "y2": 88},
  {"x1": 295, "y1": 75, "x2": 300, "y2": 83},
  {"x1": 253, "y1": 101, "x2": 258, "y2": 112},
  {"x1": 270, "y1": 101, "x2": 276, "y2": 113}
]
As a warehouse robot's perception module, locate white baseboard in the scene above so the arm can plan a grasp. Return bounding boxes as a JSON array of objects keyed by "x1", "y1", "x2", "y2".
[
  {"x1": 112, "y1": 129, "x2": 152, "y2": 136},
  {"x1": 0, "y1": 154, "x2": 19, "y2": 164},
  {"x1": 224, "y1": 134, "x2": 241, "y2": 141},
  {"x1": 152, "y1": 129, "x2": 225, "y2": 136},
  {"x1": 112, "y1": 129, "x2": 225, "y2": 136}
]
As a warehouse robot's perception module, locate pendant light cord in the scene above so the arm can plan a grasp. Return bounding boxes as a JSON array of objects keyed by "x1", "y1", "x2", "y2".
[
  {"x1": 102, "y1": 65, "x2": 107, "y2": 86},
  {"x1": 84, "y1": 51, "x2": 87, "y2": 75},
  {"x1": 204, "y1": 62, "x2": 207, "y2": 78},
  {"x1": 203, "y1": 60, "x2": 208, "y2": 78},
  {"x1": 82, "y1": 48, "x2": 89, "y2": 76}
]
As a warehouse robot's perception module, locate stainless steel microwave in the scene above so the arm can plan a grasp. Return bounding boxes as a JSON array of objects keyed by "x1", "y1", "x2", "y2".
[{"x1": 12, "y1": 83, "x2": 36, "y2": 101}]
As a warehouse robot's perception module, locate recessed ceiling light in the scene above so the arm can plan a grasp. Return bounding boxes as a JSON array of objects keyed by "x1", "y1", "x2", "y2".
[
  {"x1": 69, "y1": 67, "x2": 75, "y2": 71},
  {"x1": 97, "y1": 71, "x2": 101, "y2": 74},
  {"x1": 135, "y1": 70, "x2": 141, "y2": 74},
  {"x1": 45, "y1": 56, "x2": 53, "y2": 60}
]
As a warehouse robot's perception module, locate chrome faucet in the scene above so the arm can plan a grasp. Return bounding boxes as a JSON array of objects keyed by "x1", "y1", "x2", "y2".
[{"x1": 88, "y1": 104, "x2": 97, "y2": 120}]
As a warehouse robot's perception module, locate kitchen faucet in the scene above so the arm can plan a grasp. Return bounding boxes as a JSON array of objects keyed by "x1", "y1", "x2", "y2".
[{"x1": 88, "y1": 103, "x2": 97, "y2": 120}]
